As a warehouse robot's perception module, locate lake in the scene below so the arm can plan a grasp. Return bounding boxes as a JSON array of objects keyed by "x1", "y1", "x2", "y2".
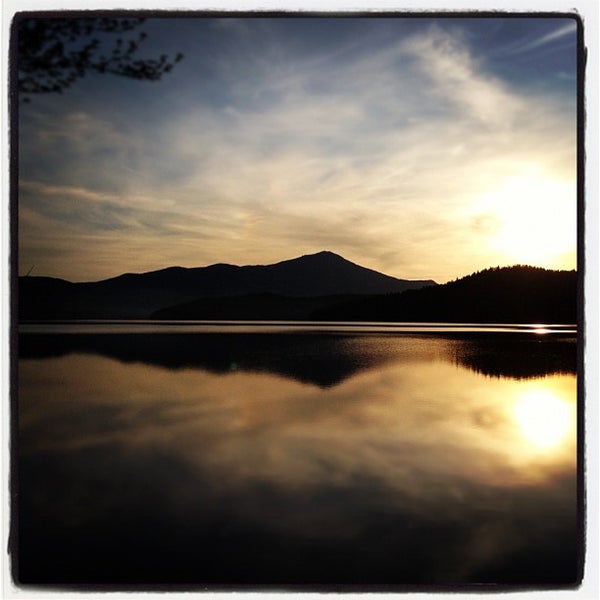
[{"x1": 15, "y1": 322, "x2": 580, "y2": 588}]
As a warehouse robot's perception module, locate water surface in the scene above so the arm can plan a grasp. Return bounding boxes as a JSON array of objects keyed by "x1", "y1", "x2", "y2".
[{"x1": 16, "y1": 323, "x2": 579, "y2": 587}]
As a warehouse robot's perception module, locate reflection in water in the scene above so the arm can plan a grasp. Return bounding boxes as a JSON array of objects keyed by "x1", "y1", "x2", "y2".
[
  {"x1": 19, "y1": 330, "x2": 577, "y2": 384},
  {"x1": 514, "y1": 389, "x2": 573, "y2": 450},
  {"x1": 16, "y1": 332, "x2": 579, "y2": 587}
]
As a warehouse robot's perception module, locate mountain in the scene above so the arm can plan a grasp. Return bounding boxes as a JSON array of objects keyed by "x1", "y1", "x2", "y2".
[
  {"x1": 151, "y1": 293, "x2": 363, "y2": 321},
  {"x1": 18, "y1": 251, "x2": 436, "y2": 320},
  {"x1": 311, "y1": 265, "x2": 577, "y2": 324}
]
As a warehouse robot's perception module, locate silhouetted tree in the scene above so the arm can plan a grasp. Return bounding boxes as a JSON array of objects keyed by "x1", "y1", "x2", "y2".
[
  {"x1": 311, "y1": 265, "x2": 577, "y2": 324},
  {"x1": 16, "y1": 16, "x2": 183, "y2": 101}
]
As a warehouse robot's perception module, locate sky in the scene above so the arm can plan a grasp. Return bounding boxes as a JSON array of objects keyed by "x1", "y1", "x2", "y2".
[{"x1": 16, "y1": 15, "x2": 579, "y2": 283}]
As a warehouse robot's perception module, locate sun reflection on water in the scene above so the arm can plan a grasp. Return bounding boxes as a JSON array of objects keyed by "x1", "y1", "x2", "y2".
[
  {"x1": 18, "y1": 332, "x2": 579, "y2": 584},
  {"x1": 531, "y1": 327, "x2": 552, "y2": 335},
  {"x1": 513, "y1": 388, "x2": 574, "y2": 451}
]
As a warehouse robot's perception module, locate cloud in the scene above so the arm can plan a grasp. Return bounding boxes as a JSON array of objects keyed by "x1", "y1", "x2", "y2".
[
  {"x1": 18, "y1": 20, "x2": 577, "y2": 282},
  {"x1": 502, "y1": 20, "x2": 577, "y2": 55},
  {"x1": 401, "y1": 25, "x2": 524, "y2": 127},
  {"x1": 19, "y1": 345, "x2": 577, "y2": 582}
]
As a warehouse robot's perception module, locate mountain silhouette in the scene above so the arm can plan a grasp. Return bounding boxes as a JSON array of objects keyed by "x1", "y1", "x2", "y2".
[
  {"x1": 312, "y1": 265, "x2": 577, "y2": 324},
  {"x1": 19, "y1": 251, "x2": 436, "y2": 320},
  {"x1": 151, "y1": 293, "x2": 362, "y2": 321}
]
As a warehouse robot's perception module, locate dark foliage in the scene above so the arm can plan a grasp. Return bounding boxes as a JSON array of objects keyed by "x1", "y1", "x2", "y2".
[
  {"x1": 151, "y1": 293, "x2": 359, "y2": 321},
  {"x1": 16, "y1": 16, "x2": 183, "y2": 100},
  {"x1": 312, "y1": 266, "x2": 578, "y2": 324}
]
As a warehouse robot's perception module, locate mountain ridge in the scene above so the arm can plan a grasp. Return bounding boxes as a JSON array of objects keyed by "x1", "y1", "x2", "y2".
[
  {"x1": 19, "y1": 251, "x2": 436, "y2": 320},
  {"x1": 18, "y1": 253, "x2": 575, "y2": 323},
  {"x1": 92, "y1": 251, "x2": 432, "y2": 286}
]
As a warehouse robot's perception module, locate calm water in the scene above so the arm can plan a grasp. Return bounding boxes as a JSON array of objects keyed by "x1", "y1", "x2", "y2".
[{"x1": 16, "y1": 323, "x2": 579, "y2": 587}]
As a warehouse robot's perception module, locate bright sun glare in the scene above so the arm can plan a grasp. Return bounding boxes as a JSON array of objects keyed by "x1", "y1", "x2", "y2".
[
  {"x1": 513, "y1": 390, "x2": 574, "y2": 450},
  {"x1": 477, "y1": 172, "x2": 576, "y2": 269}
]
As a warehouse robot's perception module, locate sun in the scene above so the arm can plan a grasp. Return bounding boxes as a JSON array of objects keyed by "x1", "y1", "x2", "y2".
[{"x1": 475, "y1": 171, "x2": 576, "y2": 270}]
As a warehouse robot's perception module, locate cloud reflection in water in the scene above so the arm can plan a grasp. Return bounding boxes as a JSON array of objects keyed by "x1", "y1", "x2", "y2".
[{"x1": 17, "y1": 333, "x2": 578, "y2": 586}]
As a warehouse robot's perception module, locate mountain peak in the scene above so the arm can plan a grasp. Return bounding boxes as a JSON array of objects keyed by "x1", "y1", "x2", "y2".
[
  {"x1": 272, "y1": 250, "x2": 350, "y2": 269},
  {"x1": 300, "y1": 250, "x2": 346, "y2": 261},
  {"x1": 19, "y1": 250, "x2": 436, "y2": 319}
]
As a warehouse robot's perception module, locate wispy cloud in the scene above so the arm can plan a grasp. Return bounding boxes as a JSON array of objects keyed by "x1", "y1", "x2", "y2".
[
  {"x1": 401, "y1": 25, "x2": 524, "y2": 127},
  {"x1": 501, "y1": 21, "x2": 577, "y2": 56},
  {"x1": 18, "y1": 19, "x2": 577, "y2": 282}
]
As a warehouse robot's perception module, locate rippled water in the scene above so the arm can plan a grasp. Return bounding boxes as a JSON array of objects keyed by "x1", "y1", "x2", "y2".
[{"x1": 16, "y1": 324, "x2": 580, "y2": 588}]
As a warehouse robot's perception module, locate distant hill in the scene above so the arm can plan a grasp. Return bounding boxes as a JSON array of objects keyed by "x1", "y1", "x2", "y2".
[
  {"x1": 151, "y1": 293, "x2": 361, "y2": 321},
  {"x1": 18, "y1": 251, "x2": 435, "y2": 320},
  {"x1": 311, "y1": 266, "x2": 577, "y2": 324}
]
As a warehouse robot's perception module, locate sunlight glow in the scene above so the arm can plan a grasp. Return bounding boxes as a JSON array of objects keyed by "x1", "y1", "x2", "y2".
[
  {"x1": 476, "y1": 171, "x2": 576, "y2": 270},
  {"x1": 532, "y1": 328, "x2": 551, "y2": 335},
  {"x1": 513, "y1": 390, "x2": 573, "y2": 449}
]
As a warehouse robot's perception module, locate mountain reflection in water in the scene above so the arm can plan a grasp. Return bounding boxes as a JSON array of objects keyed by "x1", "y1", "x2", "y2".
[
  {"x1": 19, "y1": 329, "x2": 577, "y2": 385},
  {"x1": 17, "y1": 329, "x2": 579, "y2": 587}
]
